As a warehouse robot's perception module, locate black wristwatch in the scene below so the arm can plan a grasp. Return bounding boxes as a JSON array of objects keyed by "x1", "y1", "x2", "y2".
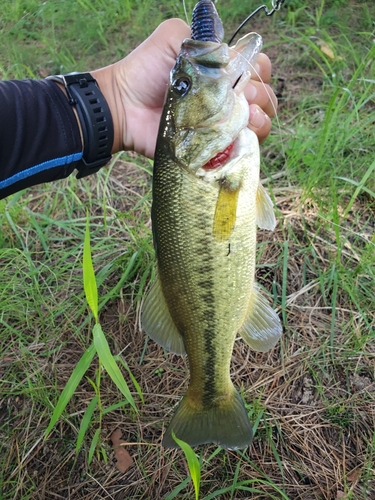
[{"x1": 46, "y1": 72, "x2": 114, "y2": 178}]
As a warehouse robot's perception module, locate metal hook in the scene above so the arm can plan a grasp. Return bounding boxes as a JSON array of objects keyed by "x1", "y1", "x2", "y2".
[{"x1": 228, "y1": 0, "x2": 285, "y2": 45}]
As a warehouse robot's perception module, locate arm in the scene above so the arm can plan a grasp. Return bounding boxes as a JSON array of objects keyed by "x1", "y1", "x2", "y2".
[
  {"x1": 0, "y1": 19, "x2": 277, "y2": 200},
  {"x1": 0, "y1": 79, "x2": 82, "y2": 199}
]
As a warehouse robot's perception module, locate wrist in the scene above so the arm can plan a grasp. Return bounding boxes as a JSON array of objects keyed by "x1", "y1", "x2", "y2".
[
  {"x1": 91, "y1": 65, "x2": 124, "y2": 154},
  {"x1": 47, "y1": 72, "x2": 114, "y2": 177},
  {"x1": 53, "y1": 81, "x2": 84, "y2": 145}
]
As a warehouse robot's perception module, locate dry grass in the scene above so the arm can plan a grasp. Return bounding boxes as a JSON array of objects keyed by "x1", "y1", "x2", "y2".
[{"x1": 1, "y1": 163, "x2": 374, "y2": 499}]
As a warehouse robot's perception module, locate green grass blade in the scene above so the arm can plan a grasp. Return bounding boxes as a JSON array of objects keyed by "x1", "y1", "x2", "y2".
[
  {"x1": 203, "y1": 486, "x2": 237, "y2": 499},
  {"x1": 83, "y1": 214, "x2": 98, "y2": 322},
  {"x1": 24, "y1": 208, "x2": 50, "y2": 256},
  {"x1": 98, "y1": 250, "x2": 142, "y2": 311},
  {"x1": 102, "y1": 400, "x2": 130, "y2": 415},
  {"x1": 267, "y1": 422, "x2": 284, "y2": 480},
  {"x1": 250, "y1": 408, "x2": 264, "y2": 436},
  {"x1": 238, "y1": 479, "x2": 290, "y2": 499},
  {"x1": 116, "y1": 357, "x2": 144, "y2": 403},
  {"x1": 334, "y1": 176, "x2": 375, "y2": 199},
  {"x1": 164, "y1": 477, "x2": 191, "y2": 500},
  {"x1": 88, "y1": 427, "x2": 101, "y2": 465},
  {"x1": 172, "y1": 431, "x2": 201, "y2": 500},
  {"x1": 341, "y1": 158, "x2": 375, "y2": 216},
  {"x1": 92, "y1": 323, "x2": 136, "y2": 411},
  {"x1": 203, "y1": 479, "x2": 290, "y2": 500},
  {"x1": 330, "y1": 270, "x2": 339, "y2": 351},
  {"x1": 230, "y1": 460, "x2": 241, "y2": 499},
  {"x1": 5, "y1": 210, "x2": 26, "y2": 251},
  {"x1": 76, "y1": 395, "x2": 99, "y2": 453},
  {"x1": 45, "y1": 343, "x2": 96, "y2": 438},
  {"x1": 281, "y1": 239, "x2": 289, "y2": 327},
  {"x1": 205, "y1": 446, "x2": 222, "y2": 462}
]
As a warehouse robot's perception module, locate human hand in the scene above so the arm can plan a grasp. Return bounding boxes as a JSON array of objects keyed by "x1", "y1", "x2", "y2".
[
  {"x1": 93, "y1": 19, "x2": 277, "y2": 158},
  {"x1": 245, "y1": 52, "x2": 278, "y2": 144}
]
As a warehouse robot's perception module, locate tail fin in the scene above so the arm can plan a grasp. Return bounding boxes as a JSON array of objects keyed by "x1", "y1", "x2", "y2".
[{"x1": 162, "y1": 389, "x2": 253, "y2": 450}]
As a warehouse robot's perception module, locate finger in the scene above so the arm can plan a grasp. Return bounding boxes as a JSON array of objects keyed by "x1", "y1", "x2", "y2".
[
  {"x1": 243, "y1": 80, "x2": 278, "y2": 118},
  {"x1": 124, "y1": 19, "x2": 191, "y2": 107},
  {"x1": 252, "y1": 53, "x2": 272, "y2": 83},
  {"x1": 153, "y1": 19, "x2": 191, "y2": 64},
  {"x1": 248, "y1": 104, "x2": 272, "y2": 145}
]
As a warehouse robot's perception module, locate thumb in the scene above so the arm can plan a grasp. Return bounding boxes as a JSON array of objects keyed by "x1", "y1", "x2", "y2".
[{"x1": 149, "y1": 18, "x2": 191, "y2": 64}]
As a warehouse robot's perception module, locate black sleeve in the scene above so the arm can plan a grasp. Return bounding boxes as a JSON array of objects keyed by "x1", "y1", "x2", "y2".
[{"x1": 0, "y1": 79, "x2": 83, "y2": 200}]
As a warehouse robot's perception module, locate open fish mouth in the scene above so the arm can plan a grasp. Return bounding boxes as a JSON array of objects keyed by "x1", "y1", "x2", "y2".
[
  {"x1": 201, "y1": 128, "x2": 247, "y2": 172},
  {"x1": 202, "y1": 142, "x2": 235, "y2": 170},
  {"x1": 198, "y1": 127, "x2": 253, "y2": 178}
]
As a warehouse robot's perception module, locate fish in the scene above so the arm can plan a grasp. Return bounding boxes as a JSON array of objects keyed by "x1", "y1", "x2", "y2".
[{"x1": 141, "y1": 0, "x2": 282, "y2": 450}]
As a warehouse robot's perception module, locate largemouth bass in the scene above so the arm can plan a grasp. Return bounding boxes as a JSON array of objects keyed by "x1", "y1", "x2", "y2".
[{"x1": 141, "y1": 0, "x2": 282, "y2": 450}]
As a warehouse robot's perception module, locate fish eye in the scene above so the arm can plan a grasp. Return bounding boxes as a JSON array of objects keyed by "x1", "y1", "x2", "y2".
[{"x1": 173, "y1": 76, "x2": 191, "y2": 97}]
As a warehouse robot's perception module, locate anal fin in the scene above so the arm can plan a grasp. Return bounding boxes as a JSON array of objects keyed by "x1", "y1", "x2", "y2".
[
  {"x1": 141, "y1": 275, "x2": 186, "y2": 355},
  {"x1": 239, "y1": 286, "x2": 282, "y2": 352},
  {"x1": 256, "y1": 183, "x2": 276, "y2": 230}
]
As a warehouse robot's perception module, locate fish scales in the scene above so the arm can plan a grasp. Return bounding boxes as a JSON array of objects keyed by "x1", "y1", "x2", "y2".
[
  {"x1": 154, "y1": 148, "x2": 257, "y2": 398},
  {"x1": 142, "y1": 0, "x2": 282, "y2": 449}
]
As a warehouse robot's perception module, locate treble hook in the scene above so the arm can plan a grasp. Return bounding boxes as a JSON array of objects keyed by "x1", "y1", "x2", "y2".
[{"x1": 228, "y1": 0, "x2": 285, "y2": 45}]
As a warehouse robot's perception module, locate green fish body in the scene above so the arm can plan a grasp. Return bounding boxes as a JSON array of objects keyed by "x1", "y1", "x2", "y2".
[{"x1": 142, "y1": 3, "x2": 282, "y2": 450}]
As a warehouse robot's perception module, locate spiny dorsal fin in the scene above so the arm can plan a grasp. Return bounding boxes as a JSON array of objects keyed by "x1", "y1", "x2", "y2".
[
  {"x1": 256, "y1": 183, "x2": 276, "y2": 230},
  {"x1": 141, "y1": 275, "x2": 186, "y2": 355},
  {"x1": 239, "y1": 286, "x2": 282, "y2": 352}
]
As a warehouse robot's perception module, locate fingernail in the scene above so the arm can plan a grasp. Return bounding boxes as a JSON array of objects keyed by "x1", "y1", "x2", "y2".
[
  {"x1": 246, "y1": 83, "x2": 257, "y2": 102},
  {"x1": 249, "y1": 106, "x2": 266, "y2": 129},
  {"x1": 253, "y1": 63, "x2": 261, "y2": 77}
]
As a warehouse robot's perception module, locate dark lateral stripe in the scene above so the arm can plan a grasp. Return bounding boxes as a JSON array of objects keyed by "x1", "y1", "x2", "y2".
[{"x1": 194, "y1": 206, "x2": 218, "y2": 407}]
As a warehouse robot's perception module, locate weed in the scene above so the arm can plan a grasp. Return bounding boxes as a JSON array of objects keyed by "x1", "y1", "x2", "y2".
[{"x1": 171, "y1": 432, "x2": 201, "y2": 500}]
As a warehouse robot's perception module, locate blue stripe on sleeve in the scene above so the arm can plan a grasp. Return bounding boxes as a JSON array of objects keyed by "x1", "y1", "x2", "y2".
[{"x1": 0, "y1": 152, "x2": 83, "y2": 190}]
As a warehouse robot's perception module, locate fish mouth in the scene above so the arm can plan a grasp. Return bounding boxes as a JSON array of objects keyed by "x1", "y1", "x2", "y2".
[
  {"x1": 196, "y1": 127, "x2": 253, "y2": 178},
  {"x1": 202, "y1": 142, "x2": 235, "y2": 170},
  {"x1": 195, "y1": 128, "x2": 250, "y2": 177}
]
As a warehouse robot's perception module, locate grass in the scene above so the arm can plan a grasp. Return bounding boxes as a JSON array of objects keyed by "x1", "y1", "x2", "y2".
[{"x1": 1, "y1": 0, "x2": 375, "y2": 499}]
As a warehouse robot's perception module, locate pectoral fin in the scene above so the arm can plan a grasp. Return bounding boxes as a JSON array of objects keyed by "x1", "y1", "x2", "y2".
[
  {"x1": 239, "y1": 286, "x2": 282, "y2": 352},
  {"x1": 141, "y1": 275, "x2": 186, "y2": 355},
  {"x1": 213, "y1": 185, "x2": 239, "y2": 241},
  {"x1": 256, "y1": 183, "x2": 276, "y2": 230}
]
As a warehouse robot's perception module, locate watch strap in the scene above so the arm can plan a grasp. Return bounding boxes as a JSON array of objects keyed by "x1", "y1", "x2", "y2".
[{"x1": 47, "y1": 72, "x2": 114, "y2": 178}]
